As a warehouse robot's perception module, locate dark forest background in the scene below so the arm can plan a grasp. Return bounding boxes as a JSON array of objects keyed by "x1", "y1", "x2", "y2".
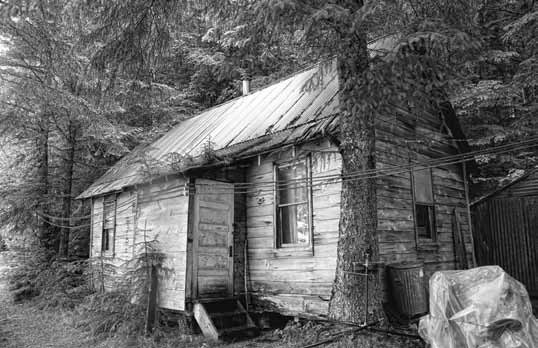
[{"x1": 0, "y1": 0, "x2": 535, "y2": 257}]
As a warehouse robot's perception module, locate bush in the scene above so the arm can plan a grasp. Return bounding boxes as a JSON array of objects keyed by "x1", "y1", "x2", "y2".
[
  {"x1": 7, "y1": 242, "x2": 171, "y2": 343},
  {"x1": 75, "y1": 291, "x2": 146, "y2": 338},
  {"x1": 75, "y1": 246, "x2": 166, "y2": 339},
  {"x1": 8, "y1": 248, "x2": 92, "y2": 308}
]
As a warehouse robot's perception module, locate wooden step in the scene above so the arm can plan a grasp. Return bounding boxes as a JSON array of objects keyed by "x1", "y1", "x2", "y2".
[
  {"x1": 219, "y1": 325, "x2": 259, "y2": 341},
  {"x1": 209, "y1": 310, "x2": 246, "y2": 318},
  {"x1": 199, "y1": 298, "x2": 239, "y2": 313},
  {"x1": 193, "y1": 300, "x2": 258, "y2": 341},
  {"x1": 211, "y1": 312, "x2": 248, "y2": 330}
]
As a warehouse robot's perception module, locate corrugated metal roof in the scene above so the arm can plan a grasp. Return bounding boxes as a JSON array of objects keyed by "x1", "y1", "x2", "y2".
[
  {"x1": 471, "y1": 167, "x2": 538, "y2": 205},
  {"x1": 78, "y1": 60, "x2": 340, "y2": 199}
]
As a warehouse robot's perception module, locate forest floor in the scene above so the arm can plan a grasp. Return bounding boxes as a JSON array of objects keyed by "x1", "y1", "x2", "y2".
[{"x1": 0, "y1": 251, "x2": 423, "y2": 348}]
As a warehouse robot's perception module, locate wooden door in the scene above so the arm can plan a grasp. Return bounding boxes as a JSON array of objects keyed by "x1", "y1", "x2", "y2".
[{"x1": 193, "y1": 179, "x2": 234, "y2": 298}]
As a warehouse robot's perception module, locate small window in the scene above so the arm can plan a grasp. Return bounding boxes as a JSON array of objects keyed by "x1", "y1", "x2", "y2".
[
  {"x1": 413, "y1": 169, "x2": 436, "y2": 240},
  {"x1": 275, "y1": 159, "x2": 311, "y2": 247},
  {"x1": 102, "y1": 195, "x2": 116, "y2": 253},
  {"x1": 416, "y1": 204, "x2": 435, "y2": 239}
]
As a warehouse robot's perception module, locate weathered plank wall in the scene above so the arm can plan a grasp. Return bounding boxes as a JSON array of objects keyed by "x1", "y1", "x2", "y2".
[
  {"x1": 90, "y1": 190, "x2": 138, "y2": 291},
  {"x1": 375, "y1": 105, "x2": 472, "y2": 298},
  {"x1": 136, "y1": 178, "x2": 189, "y2": 311},
  {"x1": 246, "y1": 139, "x2": 341, "y2": 318},
  {"x1": 90, "y1": 178, "x2": 189, "y2": 311}
]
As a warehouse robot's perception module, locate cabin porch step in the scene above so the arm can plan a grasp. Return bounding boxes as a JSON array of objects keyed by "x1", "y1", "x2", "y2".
[
  {"x1": 193, "y1": 299, "x2": 258, "y2": 341},
  {"x1": 219, "y1": 325, "x2": 259, "y2": 340}
]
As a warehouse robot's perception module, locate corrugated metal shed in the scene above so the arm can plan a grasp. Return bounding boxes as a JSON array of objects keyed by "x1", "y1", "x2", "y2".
[
  {"x1": 495, "y1": 170, "x2": 538, "y2": 198},
  {"x1": 78, "y1": 60, "x2": 340, "y2": 199},
  {"x1": 472, "y1": 168, "x2": 538, "y2": 297},
  {"x1": 472, "y1": 168, "x2": 538, "y2": 205}
]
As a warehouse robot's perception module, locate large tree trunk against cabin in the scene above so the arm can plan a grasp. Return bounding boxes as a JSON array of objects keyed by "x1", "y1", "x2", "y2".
[
  {"x1": 328, "y1": 4, "x2": 383, "y2": 323},
  {"x1": 58, "y1": 124, "x2": 77, "y2": 258}
]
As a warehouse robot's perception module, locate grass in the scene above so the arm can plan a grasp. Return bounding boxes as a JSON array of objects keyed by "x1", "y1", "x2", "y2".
[{"x1": 0, "y1": 251, "x2": 423, "y2": 348}]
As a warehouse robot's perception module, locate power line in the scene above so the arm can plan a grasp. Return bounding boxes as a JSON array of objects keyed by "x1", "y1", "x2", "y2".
[
  {"x1": 197, "y1": 138, "x2": 538, "y2": 191},
  {"x1": 37, "y1": 211, "x2": 92, "y2": 221},
  {"x1": 86, "y1": 137, "x2": 532, "y2": 196},
  {"x1": 36, "y1": 137, "x2": 538, "y2": 223},
  {"x1": 82, "y1": 134, "x2": 538, "y2": 192}
]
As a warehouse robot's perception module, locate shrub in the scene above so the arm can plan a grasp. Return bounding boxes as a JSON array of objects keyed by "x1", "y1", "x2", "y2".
[
  {"x1": 75, "y1": 291, "x2": 146, "y2": 338},
  {"x1": 8, "y1": 248, "x2": 92, "y2": 308},
  {"x1": 76, "y1": 242, "x2": 167, "y2": 339}
]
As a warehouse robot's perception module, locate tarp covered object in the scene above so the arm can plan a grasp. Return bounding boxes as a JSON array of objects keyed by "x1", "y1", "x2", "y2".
[{"x1": 419, "y1": 266, "x2": 538, "y2": 348}]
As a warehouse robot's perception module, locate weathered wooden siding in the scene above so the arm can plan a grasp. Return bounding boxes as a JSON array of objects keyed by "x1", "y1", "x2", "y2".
[
  {"x1": 136, "y1": 178, "x2": 189, "y2": 311},
  {"x1": 375, "y1": 106, "x2": 472, "y2": 298},
  {"x1": 89, "y1": 177, "x2": 189, "y2": 311},
  {"x1": 473, "y1": 197, "x2": 538, "y2": 297},
  {"x1": 90, "y1": 196, "x2": 103, "y2": 258},
  {"x1": 90, "y1": 191, "x2": 137, "y2": 291},
  {"x1": 246, "y1": 140, "x2": 341, "y2": 318}
]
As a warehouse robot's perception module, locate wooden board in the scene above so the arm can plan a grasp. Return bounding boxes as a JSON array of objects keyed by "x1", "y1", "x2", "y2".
[
  {"x1": 193, "y1": 179, "x2": 234, "y2": 299},
  {"x1": 135, "y1": 177, "x2": 190, "y2": 311}
]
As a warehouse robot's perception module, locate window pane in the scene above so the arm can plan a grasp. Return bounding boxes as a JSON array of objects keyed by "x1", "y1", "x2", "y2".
[
  {"x1": 102, "y1": 229, "x2": 110, "y2": 251},
  {"x1": 277, "y1": 162, "x2": 307, "y2": 205},
  {"x1": 103, "y1": 198, "x2": 115, "y2": 228},
  {"x1": 279, "y1": 203, "x2": 310, "y2": 245},
  {"x1": 413, "y1": 169, "x2": 433, "y2": 203},
  {"x1": 416, "y1": 204, "x2": 435, "y2": 239},
  {"x1": 103, "y1": 195, "x2": 115, "y2": 251}
]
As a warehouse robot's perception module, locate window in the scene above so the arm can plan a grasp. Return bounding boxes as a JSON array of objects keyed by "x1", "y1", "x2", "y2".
[
  {"x1": 275, "y1": 159, "x2": 311, "y2": 247},
  {"x1": 102, "y1": 195, "x2": 117, "y2": 253},
  {"x1": 412, "y1": 169, "x2": 436, "y2": 240}
]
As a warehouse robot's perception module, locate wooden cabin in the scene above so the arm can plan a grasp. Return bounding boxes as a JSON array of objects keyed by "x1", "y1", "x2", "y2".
[
  {"x1": 472, "y1": 169, "x2": 538, "y2": 299},
  {"x1": 78, "y1": 59, "x2": 474, "y2": 339}
]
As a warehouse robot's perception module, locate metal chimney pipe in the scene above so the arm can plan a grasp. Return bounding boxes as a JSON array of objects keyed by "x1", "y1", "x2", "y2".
[{"x1": 242, "y1": 79, "x2": 251, "y2": 96}]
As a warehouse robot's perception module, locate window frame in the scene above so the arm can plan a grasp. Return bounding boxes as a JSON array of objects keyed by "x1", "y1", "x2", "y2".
[
  {"x1": 411, "y1": 168, "x2": 437, "y2": 242},
  {"x1": 273, "y1": 156, "x2": 313, "y2": 251},
  {"x1": 101, "y1": 194, "x2": 117, "y2": 256}
]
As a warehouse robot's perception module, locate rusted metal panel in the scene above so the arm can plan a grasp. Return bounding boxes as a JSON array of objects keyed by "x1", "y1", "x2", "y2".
[
  {"x1": 473, "y1": 197, "x2": 538, "y2": 297},
  {"x1": 78, "y1": 60, "x2": 339, "y2": 199}
]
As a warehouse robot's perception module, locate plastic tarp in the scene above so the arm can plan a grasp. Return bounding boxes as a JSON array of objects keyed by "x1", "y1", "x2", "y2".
[{"x1": 419, "y1": 266, "x2": 538, "y2": 348}]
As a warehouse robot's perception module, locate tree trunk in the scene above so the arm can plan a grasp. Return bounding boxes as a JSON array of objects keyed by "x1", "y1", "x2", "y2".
[
  {"x1": 36, "y1": 114, "x2": 55, "y2": 250},
  {"x1": 59, "y1": 123, "x2": 76, "y2": 258},
  {"x1": 328, "y1": 4, "x2": 383, "y2": 323}
]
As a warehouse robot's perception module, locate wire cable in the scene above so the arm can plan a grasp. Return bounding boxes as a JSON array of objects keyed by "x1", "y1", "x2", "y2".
[{"x1": 40, "y1": 137, "x2": 538, "y2": 223}]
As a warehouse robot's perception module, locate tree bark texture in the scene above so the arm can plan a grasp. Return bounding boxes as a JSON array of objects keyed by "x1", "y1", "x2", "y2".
[
  {"x1": 36, "y1": 115, "x2": 56, "y2": 251},
  {"x1": 328, "y1": 8, "x2": 383, "y2": 323},
  {"x1": 59, "y1": 124, "x2": 77, "y2": 257}
]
